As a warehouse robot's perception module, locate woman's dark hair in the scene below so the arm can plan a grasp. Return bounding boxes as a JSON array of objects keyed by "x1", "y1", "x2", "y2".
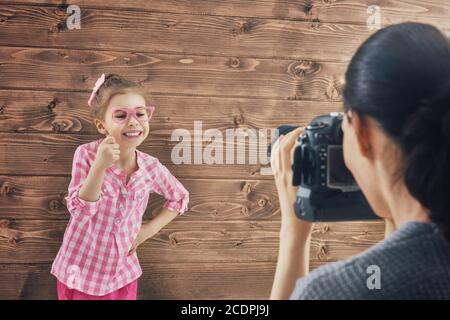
[{"x1": 343, "y1": 22, "x2": 450, "y2": 239}]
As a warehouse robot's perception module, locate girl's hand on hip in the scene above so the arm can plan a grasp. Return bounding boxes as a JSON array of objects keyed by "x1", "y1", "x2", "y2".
[{"x1": 128, "y1": 224, "x2": 155, "y2": 256}]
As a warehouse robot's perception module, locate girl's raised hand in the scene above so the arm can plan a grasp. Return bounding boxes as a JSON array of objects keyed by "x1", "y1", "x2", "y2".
[{"x1": 94, "y1": 135, "x2": 120, "y2": 170}]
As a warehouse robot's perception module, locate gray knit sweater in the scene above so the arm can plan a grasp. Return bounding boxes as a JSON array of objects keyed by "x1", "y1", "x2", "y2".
[{"x1": 290, "y1": 221, "x2": 450, "y2": 299}]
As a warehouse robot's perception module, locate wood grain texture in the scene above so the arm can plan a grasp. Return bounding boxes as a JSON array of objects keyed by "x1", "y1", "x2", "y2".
[
  {"x1": 0, "y1": 219, "x2": 384, "y2": 299},
  {"x1": 0, "y1": 90, "x2": 341, "y2": 134},
  {"x1": 0, "y1": 0, "x2": 410, "y2": 299},
  {"x1": 0, "y1": 175, "x2": 280, "y2": 220},
  {"x1": 0, "y1": 218, "x2": 384, "y2": 263},
  {"x1": 0, "y1": 90, "x2": 340, "y2": 179},
  {"x1": 0, "y1": 256, "x2": 387, "y2": 300},
  {"x1": 0, "y1": 47, "x2": 347, "y2": 99},
  {"x1": 0, "y1": 132, "x2": 274, "y2": 179},
  {"x1": 0, "y1": 262, "x2": 277, "y2": 300},
  {"x1": 1, "y1": 3, "x2": 449, "y2": 61},
  {"x1": 0, "y1": 5, "x2": 369, "y2": 61},
  {"x1": 3, "y1": 0, "x2": 450, "y2": 26}
]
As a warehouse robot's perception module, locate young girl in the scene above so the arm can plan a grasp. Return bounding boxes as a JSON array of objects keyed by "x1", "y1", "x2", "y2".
[{"x1": 51, "y1": 74, "x2": 189, "y2": 300}]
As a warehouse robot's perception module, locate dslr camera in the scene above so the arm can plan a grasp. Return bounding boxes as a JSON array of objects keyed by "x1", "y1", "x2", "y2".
[{"x1": 268, "y1": 112, "x2": 379, "y2": 222}]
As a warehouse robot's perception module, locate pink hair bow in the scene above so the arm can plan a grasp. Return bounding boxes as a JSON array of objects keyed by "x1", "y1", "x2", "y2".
[{"x1": 87, "y1": 73, "x2": 106, "y2": 107}]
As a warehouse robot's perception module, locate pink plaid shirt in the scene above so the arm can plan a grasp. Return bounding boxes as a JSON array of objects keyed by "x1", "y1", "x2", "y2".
[{"x1": 51, "y1": 138, "x2": 189, "y2": 296}]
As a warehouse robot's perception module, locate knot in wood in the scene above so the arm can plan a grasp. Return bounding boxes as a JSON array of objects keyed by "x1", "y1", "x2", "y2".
[
  {"x1": 49, "y1": 199, "x2": 61, "y2": 211},
  {"x1": 240, "y1": 206, "x2": 249, "y2": 216},
  {"x1": 51, "y1": 120, "x2": 68, "y2": 132},
  {"x1": 290, "y1": 60, "x2": 318, "y2": 79},
  {"x1": 169, "y1": 237, "x2": 178, "y2": 247},
  {"x1": 228, "y1": 57, "x2": 241, "y2": 68},
  {"x1": 9, "y1": 237, "x2": 18, "y2": 245},
  {"x1": 0, "y1": 183, "x2": 11, "y2": 195},
  {"x1": 304, "y1": 2, "x2": 314, "y2": 15},
  {"x1": 234, "y1": 240, "x2": 243, "y2": 248},
  {"x1": 241, "y1": 182, "x2": 252, "y2": 194},
  {"x1": 47, "y1": 98, "x2": 58, "y2": 112},
  {"x1": 0, "y1": 219, "x2": 10, "y2": 228},
  {"x1": 232, "y1": 20, "x2": 254, "y2": 36},
  {"x1": 233, "y1": 114, "x2": 244, "y2": 125},
  {"x1": 257, "y1": 199, "x2": 267, "y2": 207},
  {"x1": 317, "y1": 243, "x2": 328, "y2": 259}
]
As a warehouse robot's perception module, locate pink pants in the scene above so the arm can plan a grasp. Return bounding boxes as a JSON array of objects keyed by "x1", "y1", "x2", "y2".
[{"x1": 57, "y1": 279, "x2": 138, "y2": 300}]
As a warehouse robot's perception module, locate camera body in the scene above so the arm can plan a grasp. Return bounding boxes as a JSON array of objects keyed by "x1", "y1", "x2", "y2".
[{"x1": 269, "y1": 112, "x2": 379, "y2": 222}]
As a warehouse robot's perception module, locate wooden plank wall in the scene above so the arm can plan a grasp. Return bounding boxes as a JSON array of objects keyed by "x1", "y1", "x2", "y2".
[{"x1": 0, "y1": 1, "x2": 448, "y2": 299}]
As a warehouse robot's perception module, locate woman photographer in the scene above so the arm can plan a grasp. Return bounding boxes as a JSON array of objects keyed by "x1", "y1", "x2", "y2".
[{"x1": 270, "y1": 22, "x2": 450, "y2": 299}]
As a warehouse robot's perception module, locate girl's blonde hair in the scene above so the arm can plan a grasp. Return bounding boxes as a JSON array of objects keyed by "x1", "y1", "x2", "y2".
[{"x1": 89, "y1": 74, "x2": 148, "y2": 121}]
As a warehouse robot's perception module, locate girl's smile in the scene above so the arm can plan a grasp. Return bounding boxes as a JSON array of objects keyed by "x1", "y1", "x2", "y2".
[{"x1": 99, "y1": 93, "x2": 151, "y2": 147}]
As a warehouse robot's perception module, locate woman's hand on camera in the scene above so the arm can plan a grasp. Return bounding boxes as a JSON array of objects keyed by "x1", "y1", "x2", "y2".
[
  {"x1": 270, "y1": 126, "x2": 313, "y2": 300},
  {"x1": 270, "y1": 127, "x2": 313, "y2": 236}
]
